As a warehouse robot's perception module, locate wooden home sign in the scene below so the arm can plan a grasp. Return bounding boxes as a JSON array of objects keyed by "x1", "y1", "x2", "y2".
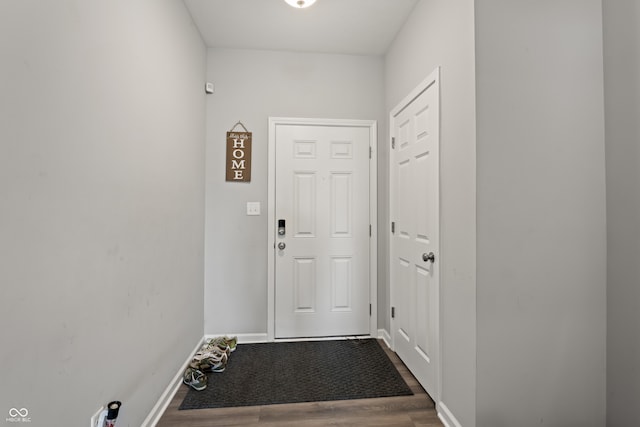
[{"x1": 225, "y1": 123, "x2": 252, "y2": 182}]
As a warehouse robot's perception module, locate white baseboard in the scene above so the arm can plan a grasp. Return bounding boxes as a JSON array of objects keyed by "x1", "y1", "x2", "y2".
[
  {"x1": 437, "y1": 401, "x2": 463, "y2": 427},
  {"x1": 377, "y1": 328, "x2": 392, "y2": 348},
  {"x1": 140, "y1": 337, "x2": 204, "y2": 427},
  {"x1": 205, "y1": 333, "x2": 269, "y2": 344}
]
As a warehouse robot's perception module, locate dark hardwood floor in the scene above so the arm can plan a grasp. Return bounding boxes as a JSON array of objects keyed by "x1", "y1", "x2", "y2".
[{"x1": 157, "y1": 340, "x2": 443, "y2": 427}]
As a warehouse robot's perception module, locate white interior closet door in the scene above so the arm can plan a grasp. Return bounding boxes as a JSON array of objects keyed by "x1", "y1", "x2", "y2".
[{"x1": 390, "y1": 68, "x2": 440, "y2": 399}]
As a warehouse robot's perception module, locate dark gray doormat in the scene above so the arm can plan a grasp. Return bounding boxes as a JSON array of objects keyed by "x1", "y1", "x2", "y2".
[{"x1": 179, "y1": 338, "x2": 413, "y2": 410}]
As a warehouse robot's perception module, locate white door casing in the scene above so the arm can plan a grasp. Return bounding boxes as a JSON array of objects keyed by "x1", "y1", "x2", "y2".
[
  {"x1": 268, "y1": 118, "x2": 378, "y2": 340},
  {"x1": 390, "y1": 68, "x2": 440, "y2": 399}
]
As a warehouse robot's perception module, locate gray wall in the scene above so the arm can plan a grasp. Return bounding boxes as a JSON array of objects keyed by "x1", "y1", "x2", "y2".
[
  {"x1": 0, "y1": 1, "x2": 206, "y2": 425},
  {"x1": 203, "y1": 48, "x2": 384, "y2": 335},
  {"x1": 603, "y1": 1, "x2": 640, "y2": 426},
  {"x1": 384, "y1": 1, "x2": 477, "y2": 426},
  {"x1": 475, "y1": 1, "x2": 607, "y2": 426}
]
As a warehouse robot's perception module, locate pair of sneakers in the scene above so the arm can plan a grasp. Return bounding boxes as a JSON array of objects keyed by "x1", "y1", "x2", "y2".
[
  {"x1": 183, "y1": 366, "x2": 207, "y2": 391},
  {"x1": 183, "y1": 336, "x2": 238, "y2": 391},
  {"x1": 195, "y1": 335, "x2": 237, "y2": 372},
  {"x1": 204, "y1": 336, "x2": 237, "y2": 355}
]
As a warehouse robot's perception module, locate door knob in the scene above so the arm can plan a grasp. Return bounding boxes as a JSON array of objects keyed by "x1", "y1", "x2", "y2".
[
  {"x1": 422, "y1": 252, "x2": 435, "y2": 263},
  {"x1": 278, "y1": 242, "x2": 286, "y2": 250}
]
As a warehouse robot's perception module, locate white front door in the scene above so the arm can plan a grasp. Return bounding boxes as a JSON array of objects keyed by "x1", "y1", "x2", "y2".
[
  {"x1": 390, "y1": 69, "x2": 440, "y2": 398},
  {"x1": 273, "y1": 121, "x2": 372, "y2": 339}
]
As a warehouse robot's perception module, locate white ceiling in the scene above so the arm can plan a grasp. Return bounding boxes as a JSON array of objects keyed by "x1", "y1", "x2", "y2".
[{"x1": 183, "y1": 0, "x2": 419, "y2": 55}]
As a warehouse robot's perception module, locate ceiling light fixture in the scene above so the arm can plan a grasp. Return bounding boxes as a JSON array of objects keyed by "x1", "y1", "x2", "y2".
[{"x1": 284, "y1": 0, "x2": 317, "y2": 8}]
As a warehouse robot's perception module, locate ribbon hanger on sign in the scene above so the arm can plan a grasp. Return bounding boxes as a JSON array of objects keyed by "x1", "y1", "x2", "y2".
[{"x1": 229, "y1": 120, "x2": 249, "y2": 133}]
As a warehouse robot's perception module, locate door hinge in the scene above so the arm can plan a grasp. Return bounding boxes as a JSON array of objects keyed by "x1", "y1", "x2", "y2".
[
  {"x1": 369, "y1": 304, "x2": 372, "y2": 316},
  {"x1": 369, "y1": 224, "x2": 372, "y2": 236},
  {"x1": 391, "y1": 306, "x2": 395, "y2": 319},
  {"x1": 369, "y1": 146, "x2": 372, "y2": 159},
  {"x1": 391, "y1": 137, "x2": 395, "y2": 149},
  {"x1": 391, "y1": 221, "x2": 395, "y2": 234}
]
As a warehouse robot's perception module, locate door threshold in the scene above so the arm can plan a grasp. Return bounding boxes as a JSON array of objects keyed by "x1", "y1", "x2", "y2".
[{"x1": 273, "y1": 335, "x2": 372, "y2": 343}]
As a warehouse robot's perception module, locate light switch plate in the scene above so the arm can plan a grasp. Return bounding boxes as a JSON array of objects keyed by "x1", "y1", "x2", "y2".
[{"x1": 247, "y1": 202, "x2": 260, "y2": 216}]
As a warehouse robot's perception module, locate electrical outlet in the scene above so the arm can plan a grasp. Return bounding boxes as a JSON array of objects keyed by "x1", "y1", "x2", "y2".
[{"x1": 90, "y1": 406, "x2": 105, "y2": 427}]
